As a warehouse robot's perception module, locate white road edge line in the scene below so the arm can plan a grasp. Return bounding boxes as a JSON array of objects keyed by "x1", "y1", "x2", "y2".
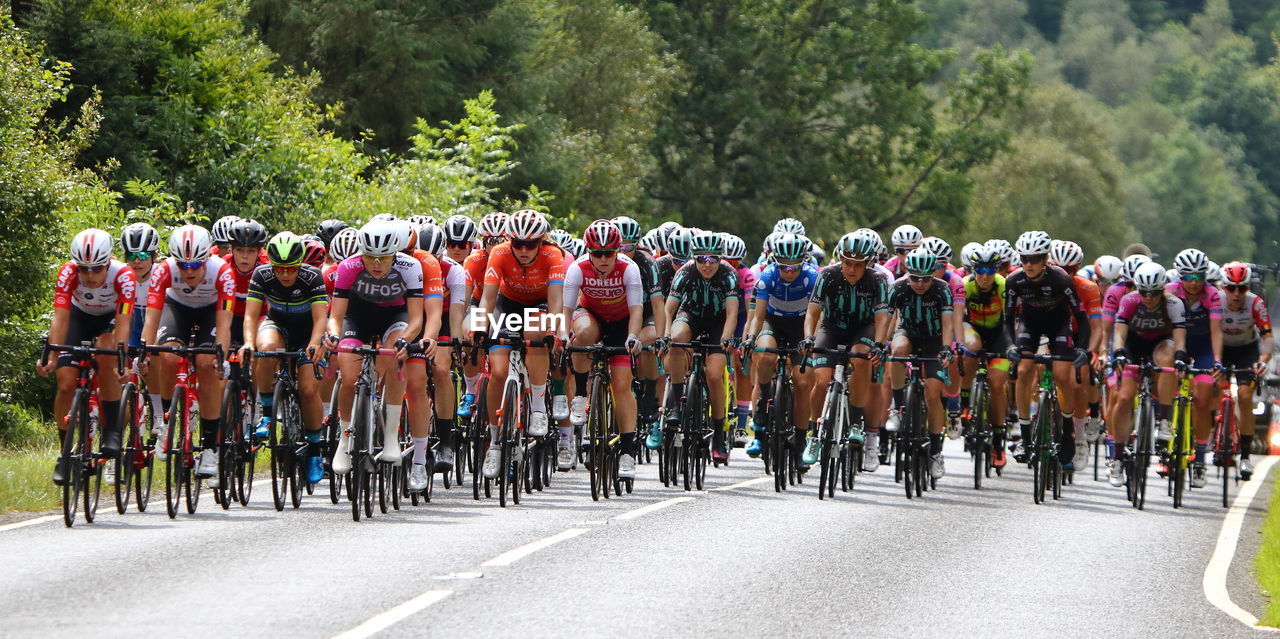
[
  {"x1": 613, "y1": 496, "x2": 694, "y2": 520},
  {"x1": 481, "y1": 528, "x2": 589, "y2": 567},
  {"x1": 0, "y1": 478, "x2": 274, "y2": 533},
  {"x1": 1202, "y1": 455, "x2": 1280, "y2": 632},
  {"x1": 710, "y1": 476, "x2": 772, "y2": 491},
  {"x1": 331, "y1": 589, "x2": 452, "y2": 639}
]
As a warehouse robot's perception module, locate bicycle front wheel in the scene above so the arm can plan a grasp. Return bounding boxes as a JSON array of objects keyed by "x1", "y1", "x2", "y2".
[
  {"x1": 115, "y1": 383, "x2": 138, "y2": 514},
  {"x1": 61, "y1": 392, "x2": 87, "y2": 527}
]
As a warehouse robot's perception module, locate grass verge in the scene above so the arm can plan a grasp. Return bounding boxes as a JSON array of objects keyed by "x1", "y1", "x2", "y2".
[
  {"x1": 1260, "y1": 474, "x2": 1280, "y2": 626},
  {"x1": 0, "y1": 443, "x2": 62, "y2": 513}
]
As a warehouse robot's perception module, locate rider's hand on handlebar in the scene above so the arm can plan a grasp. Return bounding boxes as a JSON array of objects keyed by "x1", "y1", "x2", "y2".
[
  {"x1": 937, "y1": 349, "x2": 954, "y2": 366},
  {"x1": 625, "y1": 333, "x2": 641, "y2": 355},
  {"x1": 1071, "y1": 347, "x2": 1090, "y2": 369},
  {"x1": 1005, "y1": 346, "x2": 1022, "y2": 364}
]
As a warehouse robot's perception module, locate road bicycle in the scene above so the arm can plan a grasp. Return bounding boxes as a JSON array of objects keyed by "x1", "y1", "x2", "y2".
[
  {"x1": 1116, "y1": 359, "x2": 1163, "y2": 510},
  {"x1": 333, "y1": 342, "x2": 398, "y2": 521},
  {"x1": 1211, "y1": 367, "x2": 1253, "y2": 508},
  {"x1": 1013, "y1": 353, "x2": 1079, "y2": 505},
  {"x1": 484, "y1": 336, "x2": 552, "y2": 507},
  {"x1": 807, "y1": 346, "x2": 874, "y2": 500},
  {"x1": 42, "y1": 339, "x2": 126, "y2": 527},
  {"x1": 745, "y1": 344, "x2": 804, "y2": 493},
  {"x1": 885, "y1": 355, "x2": 944, "y2": 499},
  {"x1": 567, "y1": 343, "x2": 634, "y2": 500},
  {"x1": 255, "y1": 349, "x2": 323, "y2": 511},
  {"x1": 663, "y1": 339, "x2": 723, "y2": 492},
  {"x1": 115, "y1": 345, "x2": 156, "y2": 514},
  {"x1": 214, "y1": 350, "x2": 259, "y2": 509},
  {"x1": 959, "y1": 349, "x2": 1005, "y2": 490},
  {"x1": 144, "y1": 342, "x2": 223, "y2": 519}
]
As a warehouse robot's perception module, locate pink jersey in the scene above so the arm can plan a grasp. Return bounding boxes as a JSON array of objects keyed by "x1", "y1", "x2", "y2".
[
  {"x1": 883, "y1": 256, "x2": 905, "y2": 279},
  {"x1": 54, "y1": 259, "x2": 137, "y2": 317},
  {"x1": 940, "y1": 268, "x2": 966, "y2": 306},
  {"x1": 1222, "y1": 292, "x2": 1272, "y2": 347},
  {"x1": 148, "y1": 255, "x2": 235, "y2": 311},
  {"x1": 563, "y1": 254, "x2": 643, "y2": 322},
  {"x1": 333, "y1": 254, "x2": 423, "y2": 308},
  {"x1": 1164, "y1": 281, "x2": 1222, "y2": 337},
  {"x1": 1102, "y1": 282, "x2": 1131, "y2": 321},
  {"x1": 1115, "y1": 291, "x2": 1186, "y2": 342}
]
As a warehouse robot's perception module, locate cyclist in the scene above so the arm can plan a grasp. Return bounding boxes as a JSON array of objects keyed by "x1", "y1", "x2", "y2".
[
  {"x1": 1049, "y1": 240, "x2": 1105, "y2": 471},
  {"x1": 477, "y1": 210, "x2": 566, "y2": 478},
  {"x1": 1003, "y1": 231, "x2": 1091, "y2": 464},
  {"x1": 142, "y1": 225, "x2": 235, "y2": 482},
  {"x1": 887, "y1": 247, "x2": 956, "y2": 479},
  {"x1": 959, "y1": 244, "x2": 1013, "y2": 467},
  {"x1": 417, "y1": 223, "x2": 468, "y2": 472},
  {"x1": 326, "y1": 221, "x2": 424, "y2": 480},
  {"x1": 741, "y1": 233, "x2": 817, "y2": 468},
  {"x1": 922, "y1": 236, "x2": 966, "y2": 433},
  {"x1": 323, "y1": 227, "x2": 360, "y2": 297},
  {"x1": 1166, "y1": 248, "x2": 1225, "y2": 488},
  {"x1": 224, "y1": 220, "x2": 270, "y2": 342},
  {"x1": 1219, "y1": 261, "x2": 1272, "y2": 479},
  {"x1": 241, "y1": 233, "x2": 329, "y2": 484},
  {"x1": 459, "y1": 211, "x2": 508, "y2": 419},
  {"x1": 316, "y1": 219, "x2": 349, "y2": 265},
  {"x1": 563, "y1": 220, "x2": 645, "y2": 477},
  {"x1": 119, "y1": 223, "x2": 160, "y2": 350},
  {"x1": 41, "y1": 229, "x2": 137, "y2": 485},
  {"x1": 1107, "y1": 262, "x2": 1187, "y2": 487},
  {"x1": 613, "y1": 216, "x2": 666, "y2": 443},
  {"x1": 800, "y1": 231, "x2": 891, "y2": 472},
  {"x1": 722, "y1": 232, "x2": 756, "y2": 449},
  {"x1": 660, "y1": 231, "x2": 740, "y2": 463},
  {"x1": 883, "y1": 224, "x2": 924, "y2": 279},
  {"x1": 210, "y1": 215, "x2": 241, "y2": 256},
  {"x1": 986, "y1": 239, "x2": 1016, "y2": 277}
]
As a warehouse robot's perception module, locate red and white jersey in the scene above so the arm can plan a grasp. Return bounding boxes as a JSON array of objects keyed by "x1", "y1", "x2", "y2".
[
  {"x1": 148, "y1": 255, "x2": 236, "y2": 311},
  {"x1": 1222, "y1": 292, "x2": 1272, "y2": 347},
  {"x1": 53, "y1": 259, "x2": 137, "y2": 317},
  {"x1": 440, "y1": 256, "x2": 467, "y2": 306},
  {"x1": 321, "y1": 263, "x2": 339, "y2": 298},
  {"x1": 563, "y1": 254, "x2": 643, "y2": 322}
]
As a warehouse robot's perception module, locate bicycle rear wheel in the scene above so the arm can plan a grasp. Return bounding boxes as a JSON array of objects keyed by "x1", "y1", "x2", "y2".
[
  {"x1": 114, "y1": 384, "x2": 138, "y2": 514},
  {"x1": 498, "y1": 383, "x2": 518, "y2": 508},
  {"x1": 1217, "y1": 398, "x2": 1237, "y2": 508},
  {"x1": 1131, "y1": 398, "x2": 1153, "y2": 510},
  {"x1": 1172, "y1": 401, "x2": 1190, "y2": 509},
  {"x1": 61, "y1": 392, "x2": 87, "y2": 527},
  {"x1": 163, "y1": 394, "x2": 183, "y2": 519}
]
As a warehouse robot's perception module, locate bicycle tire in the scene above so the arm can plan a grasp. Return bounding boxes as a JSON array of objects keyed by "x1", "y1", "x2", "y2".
[
  {"x1": 1218, "y1": 396, "x2": 1237, "y2": 508},
  {"x1": 216, "y1": 379, "x2": 238, "y2": 509},
  {"x1": 498, "y1": 382, "x2": 517, "y2": 508},
  {"x1": 115, "y1": 383, "x2": 138, "y2": 514},
  {"x1": 163, "y1": 393, "x2": 183, "y2": 519},
  {"x1": 61, "y1": 391, "x2": 86, "y2": 527},
  {"x1": 325, "y1": 397, "x2": 342, "y2": 505},
  {"x1": 268, "y1": 380, "x2": 288, "y2": 512},
  {"x1": 971, "y1": 380, "x2": 987, "y2": 490},
  {"x1": 83, "y1": 427, "x2": 102, "y2": 524},
  {"x1": 1132, "y1": 396, "x2": 1153, "y2": 510},
  {"x1": 283, "y1": 384, "x2": 304, "y2": 509},
  {"x1": 350, "y1": 387, "x2": 369, "y2": 521},
  {"x1": 1172, "y1": 397, "x2": 1190, "y2": 509},
  {"x1": 905, "y1": 381, "x2": 926, "y2": 498},
  {"x1": 513, "y1": 397, "x2": 527, "y2": 505},
  {"x1": 134, "y1": 382, "x2": 155, "y2": 512},
  {"x1": 183, "y1": 395, "x2": 202, "y2": 515}
]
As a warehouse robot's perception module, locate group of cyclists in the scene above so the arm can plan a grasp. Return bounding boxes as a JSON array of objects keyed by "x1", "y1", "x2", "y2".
[{"x1": 41, "y1": 207, "x2": 1274, "y2": 515}]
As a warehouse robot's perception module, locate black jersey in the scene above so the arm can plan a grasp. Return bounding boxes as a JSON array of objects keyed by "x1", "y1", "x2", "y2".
[
  {"x1": 246, "y1": 264, "x2": 327, "y2": 320},
  {"x1": 669, "y1": 261, "x2": 740, "y2": 320},
  {"x1": 888, "y1": 276, "x2": 953, "y2": 342},
  {"x1": 811, "y1": 265, "x2": 890, "y2": 330}
]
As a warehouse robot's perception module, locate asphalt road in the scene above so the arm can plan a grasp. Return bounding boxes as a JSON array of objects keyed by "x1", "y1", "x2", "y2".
[{"x1": 1, "y1": 441, "x2": 1275, "y2": 638}]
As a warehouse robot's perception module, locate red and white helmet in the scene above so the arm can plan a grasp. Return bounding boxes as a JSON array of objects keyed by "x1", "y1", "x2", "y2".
[
  {"x1": 479, "y1": 212, "x2": 509, "y2": 238},
  {"x1": 583, "y1": 219, "x2": 622, "y2": 251},
  {"x1": 507, "y1": 209, "x2": 550, "y2": 241},
  {"x1": 168, "y1": 225, "x2": 213, "y2": 262},
  {"x1": 71, "y1": 229, "x2": 114, "y2": 267},
  {"x1": 1221, "y1": 261, "x2": 1251, "y2": 286}
]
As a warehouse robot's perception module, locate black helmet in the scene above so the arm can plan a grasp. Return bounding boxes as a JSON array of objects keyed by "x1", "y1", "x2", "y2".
[
  {"x1": 228, "y1": 219, "x2": 268, "y2": 248},
  {"x1": 316, "y1": 219, "x2": 349, "y2": 247}
]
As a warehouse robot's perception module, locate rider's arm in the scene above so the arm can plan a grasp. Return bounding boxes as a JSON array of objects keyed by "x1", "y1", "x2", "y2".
[
  {"x1": 48, "y1": 307, "x2": 70, "y2": 348},
  {"x1": 326, "y1": 297, "x2": 348, "y2": 338},
  {"x1": 650, "y1": 292, "x2": 667, "y2": 337},
  {"x1": 1111, "y1": 322, "x2": 1128, "y2": 351},
  {"x1": 422, "y1": 296, "x2": 443, "y2": 341},
  {"x1": 745, "y1": 291, "x2": 767, "y2": 337},
  {"x1": 403, "y1": 296, "x2": 424, "y2": 345},
  {"x1": 546, "y1": 283, "x2": 566, "y2": 340},
  {"x1": 215, "y1": 263, "x2": 236, "y2": 355},
  {"x1": 112, "y1": 266, "x2": 137, "y2": 346},
  {"x1": 1210, "y1": 317, "x2": 1223, "y2": 362},
  {"x1": 307, "y1": 299, "x2": 328, "y2": 349},
  {"x1": 1172, "y1": 326, "x2": 1187, "y2": 354},
  {"x1": 242, "y1": 297, "x2": 264, "y2": 349},
  {"x1": 721, "y1": 297, "x2": 739, "y2": 341},
  {"x1": 803, "y1": 301, "x2": 822, "y2": 340}
]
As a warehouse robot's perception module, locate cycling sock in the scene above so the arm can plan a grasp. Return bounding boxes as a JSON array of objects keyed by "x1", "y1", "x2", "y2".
[
  {"x1": 929, "y1": 433, "x2": 943, "y2": 455},
  {"x1": 573, "y1": 373, "x2": 588, "y2": 395},
  {"x1": 1107, "y1": 437, "x2": 1116, "y2": 460},
  {"x1": 642, "y1": 380, "x2": 659, "y2": 410},
  {"x1": 161, "y1": 396, "x2": 172, "y2": 416},
  {"x1": 199, "y1": 417, "x2": 220, "y2": 449},
  {"x1": 621, "y1": 432, "x2": 636, "y2": 456},
  {"x1": 1072, "y1": 416, "x2": 1086, "y2": 441},
  {"x1": 149, "y1": 393, "x2": 164, "y2": 420},
  {"x1": 464, "y1": 374, "x2": 480, "y2": 395},
  {"x1": 260, "y1": 393, "x2": 274, "y2": 419},
  {"x1": 488, "y1": 424, "x2": 500, "y2": 444},
  {"x1": 946, "y1": 395, "x2": 960, "y2": 413},
  {"x1": 733, "y1": 404, "x2": 749, "y2": 431},
  {"x1": 412, "y1": 437, "x2": 429, "y2": 465},
  {"x1": 892, "y1": 388, "x2": 905, "y2": 409},
  {"x1": 550, "y1": 378, "x2": 565, "y2": 396},
  {"x1": 339, "y1": 419, "x2": 352, "y2": 440},
  {"x1": 322, "y1": 402, "x2": 331, "y2": 418},
  {"x1": 960, "y1": 389, "x2": 970, "y2": 409},
  {"x1": 385, "y1": 404, "x2": 402, "y2": 435},
  {"x1": 531, "y1": 384, "x2": 547, "y2": 411},
  {"x1": 1089, "y1": 402, "x2": 1101, "y2": 418},
  {"x1": 850, "y1": 405, "x2": 865, "y2": 429},
  {"x1": 1195, "y1": 440, "x2": 1208, "y2": 462},
  {"x1": 1241, "y1": 434, "x2": 1253, "y2": 459},
  {"x1": 559, "y1": 425, "x2": 573, "y2": 444},
  {"x1": 101, "y1": 400, "x2": 121, "y2": 436},
  {"x1": 435, "y1": 418, "x2": 455, "y2": 448},
  {"x1": 305, "y1": 430, "x2": 321, "y2": 444}
]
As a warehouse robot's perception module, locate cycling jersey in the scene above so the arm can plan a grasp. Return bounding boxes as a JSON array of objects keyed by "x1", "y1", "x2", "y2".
[
  {"x1": 332, "y1": 254, "x2": 424, "y2": 308},
  {"x1": 463, "y1": 247, "x2": 489, "y2": 304},
  {"x1": 1114, "y1": 292, "x2": 1186, "y2": 341},
  {"x1": 963, "y1": 274, "x2": 1005, "y2": 331},
  {"x1": 438, "y1": 256, "x2": 467, "y2": 307},
  {"x1": 1164, "y1": 281, "x2": 1221, "y2": 338},
  {"x1": 810, "y1": 264, "x2": 889, "y2": 329},
  {"x1": 753, "y1": 262, "x2": 819, "y2": 317},
  {"x1": 627, "y1": 249, "x2": 663, "y2": 303},
  {"x1": 889, "y1": 276, "x2": 953, "y2": 342},
  {"x1": 1073, "y1": 275, "x2": 1102, "y2": 320},
  {"x1": 482, "y1": 242, "x2": 566, "y2": 306},
  {"x1": 1102, "y1": 282, "x2": 1132, "y2": 321},
  {"x1": 321, "y1": 263, "x2": 338, "y2": 297},
  {"x1": 246, "y1": 264, "x2": 327, "y2": 319},
  {"x1": 655, "y1": 254, "x2": 684, "y2": 296},
  {"x1": 410, "y1": 249, "x2": 446, "y2": 300},
  {"x1": 882, "y1": 255, "x2": 907, "y2": 280},
  {"x1": 668, "y1": 261, "x2": 739, "y2": 320},
  {"x1": 1222, "y1": 292, "x2": 1272, "y2": 347},
  {"x1": 563, "y1": 254, "x2": 643, "y2": 322},
  {"x1": 148, "y1": 255, "x2": 236, "y2": 311},
  {"x1": 939, "y1": 268, "x2": 966, "y2": 306},
  {"x1": 53, "y1": 260, "x2": 137, "y2": 317},
  {"x1": 1004, "y1": 265, "x2": 1090, "y2": 348},
  {"x1": 228, "y1": 251, "x2": 269, "y2": 317}
]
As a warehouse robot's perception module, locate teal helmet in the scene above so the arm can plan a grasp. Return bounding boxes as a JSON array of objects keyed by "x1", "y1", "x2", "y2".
[
  {"x1": 611, "y1": 216, "x2": 643, "y2": 243},
  {"x1": 835, "y1": 232, "x2": 877, "y2": 260},
  {"x1": 691, "y1": 230, "x2": 722, "y2": 256},
  {"x1": 772, "y1": 233, "x2": 808, "y2": 262},
  {"x1": 667, "y1": 227, "x2": 695, "y2": 260},
  {"x1": 904, "y1": 247, "x2": 937, "y2": 276}
]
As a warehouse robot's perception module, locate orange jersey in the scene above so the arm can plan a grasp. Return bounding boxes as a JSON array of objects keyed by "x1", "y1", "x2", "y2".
[
  {"x1": 1073, "y1": 275, "x2": 1102, "y2": 319},
  {"x1": 483, "y1": 242, "x2": 566, "y2": 305},
  {"x1": 463, "y1": 247, "x2": 489, "y2": 303},
  {"x1": 411, "y1": 249, "x2": 445, "y2": 299}
]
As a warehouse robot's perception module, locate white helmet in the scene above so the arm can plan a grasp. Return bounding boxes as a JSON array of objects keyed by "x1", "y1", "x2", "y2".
[
  {"x1": 640, "y1": 229, "x2": 662, "y2": 254},
  {"x1": 393, "y1": 220, "x2": 417, "y2": 252},
  {"x1": 1207, "y1": 260, "x2": 1222, "y2": 284},
  {"x1": 1134, "y1": 262, "x2": 1168, "y2": 292},
  {"x1": 507, "y1": 209, "x2": 550, "y2": 241},
  {"x1": 548, "y1": 229, "x2": 573, "y2": 247},
  {"x1": 358, "y1": 221, "x2": 401, "y2": 257},
  {"x1": 960, "y1": 242, "x2": 983, "y2": 269},
  {"x1": 921, "y1": 236, "x2": 952, "y2": 263},
  {"x1": 443, "y1": 215, "x2": 478, "y2": 243},
  {"x1": 891, "y1": 224, "x2": 923, "y2": 249},
  {"x1": 1094, "y1": 255, "x2": 1122, "y2": 281},
  {"x1": 1048, "y1": 240, "x2": 1084, "y2": 268},
  {"x1": 1120, "y1": 254, "x2": 1151, "y2": 281},
  {"x1": 1165, "y1": 268, "x2": 1179, "y2": 284},
  {"x1": 407, "y1": 214, "x2": 436, "y2": 227},
  {"x1": 1015, "y1": 230, "x2": 1052, "y2": 256},
  {"x1": 329, "y1": 227, "x2": 361, "y2": 261},
  {"x1": 986, "y1": 239, "x2": 1014, "y2": 266},
  {"x1": 369, "y1": 213, "x2": 398, "y2": 223},
  {"x1": 762, "y1": 231, "x2": 785, "y2": 255},
  {"x1": 479, "y1": 212, "x2": 509, "y2": 238},
  {"x1": 773, "y1": 217, "x2": 806, "y2": 236},
  {"x1": 853, "y1": 228, "x2": 884, "y2": 256},
  {"x1": 119, "y1": 223, "x2": 160, "y2": 254},
  {"x1": 210, "y1": 215, "x2": 241, "y2": 244},
  {"x1": 169, "y1": 225, "x2": 213, "y2": 263},
  {"x1": 721, "y1": 234, "x2": 747, "y2": 261},
  {"x1": 563, "y1": 237, "x2": 586, "y2": 259},
  {"x1": 1173, "y1": 248, "x2": 1209, "y2": 274},
  {"x1": 71, "y1": 229, "x2": 114, "y2": 267}
]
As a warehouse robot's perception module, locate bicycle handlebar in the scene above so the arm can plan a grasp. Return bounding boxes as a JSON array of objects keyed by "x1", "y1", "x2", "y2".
[
  {"x1": 254, "y1": 349, "x2": 325, "y2": 380},
  {"x1": 41, "y1": 337, "x2": 127, "y2": 376}
]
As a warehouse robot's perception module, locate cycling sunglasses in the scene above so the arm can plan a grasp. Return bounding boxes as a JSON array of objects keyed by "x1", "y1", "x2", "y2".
[
  {"x1": 446, "y1": 240, "x2": 471, "y2": 250},
  {"x1": 1020, "y1": 254, "x2": 1047, "y2": 265},
  {"x1": 776, "y1": 261, "x2": 803, "y2": 273},
  {"x1": 76, "y1": 264, "x2": 107, "y2": 274},
  {"x1": 125, "y1": 251, "x2": 154, "y2": 261},
  {"x1": 176, "y1": 260, "x2": 205, "y2": 271},
  {"x1": 590, "y1": 250, "x2": 616, "y2": 259},
  {"x1": 909, "y1": 274, "x2": 932, "y2": 283},
  {"x1": 272, "y1": 264, "x2": 300, "y2": 274},
  {"x1": 364, "y1": 255, "x2": 394, "y2": 264},
  {"x1": 972, "y1": 266, "x2": 998, "y2": 275},
  {"x1": 1138, "y1": 289, "x2": 1162, "y2": 298},
  {"x1": 483, "y1": 236, "x2": 503, "y2": 246},
  {"x1": 1224, "y1": 284, "x2": 1248, "y2": 292},
  {"x1": 512, "y1": 239, "x2": 541, "y2": 251},
  {"x1": 620, "y1": 243, "x2": 635, "y2": 252},
  {"x1": 694, "y1": 255, "x2": 719, "y2": 264},
  {"x1": 1180, "y1": 272, "x2": 1205, "y2": 283}
]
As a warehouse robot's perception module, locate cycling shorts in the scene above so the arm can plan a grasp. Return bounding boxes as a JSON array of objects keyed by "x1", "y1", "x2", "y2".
[
  {"x1": 1222, "y1": 341, "x2": 1259, "y2": 383},
  {"x1": 963, "y1": 323, "x2": 1012, "y2": 373},
  {"x1": 761, "y1": 314, "x2": 805, "y2": 351},
  {"x1": 259, "y1": 316, "x2": 315, "y2": 354},
  {"x1": 1120, "y1": 335, "x2": 1174, "y2": 380},
  {"x1": 488, "y1": 294, "x2": 551, "y2": 350},
  {"x1": 672, "y1": 310, "x2": 726, "y2": 354},
  {"x1": 340, "y1": 305, "x2": 409, "y2": 347},
  {"x1": 1014, "y1": 318, "x2": 1074, "y2": 358},
  {"x1": 156, "y1": 301, "x2": 217, "y2": 347},
  {"x1": 810, "y1": 321, "x2": 875, "y2": 370},
  {"x1": 58, "y1": 307, "x2": 116, "y2": 368},
  {"x1": 572, "y1": 308, "x2": 632, "y2": 367}
]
